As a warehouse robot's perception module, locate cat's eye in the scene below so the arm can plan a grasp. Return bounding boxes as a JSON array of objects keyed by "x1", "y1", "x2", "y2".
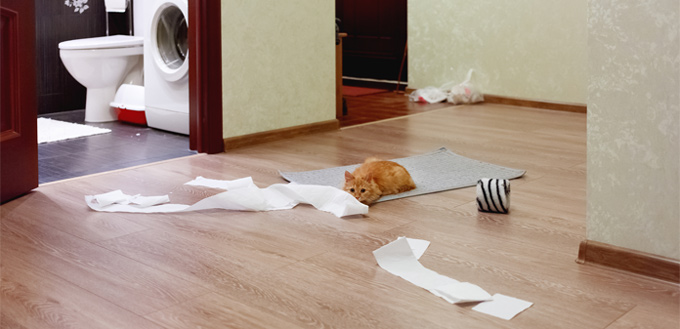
[
  {"x1": 350, "y1": 188, "x2": 355, "y2": 192},
  {"x1": 361, "y1": 189, "x2": 366, "y2": 193}
]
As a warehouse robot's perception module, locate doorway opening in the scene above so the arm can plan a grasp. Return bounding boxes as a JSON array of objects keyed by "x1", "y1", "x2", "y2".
[
  {"x1": 35, "y1": 0, "x2": 222, "y2": 184},
  {"x1": 336, "y1": 0, "x2": 407, "y2": 91},
  {"x1": 336, "y1": 0, "x2": 411, "y2": 126}
]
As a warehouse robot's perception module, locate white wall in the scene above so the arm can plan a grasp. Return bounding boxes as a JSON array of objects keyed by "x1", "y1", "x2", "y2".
[
  {"x1": 221, "y1": 0, "x2": 336, "y2": 139},
  {"x1": 408, "y1": 0, "x2": 588, "y2": 104},
  {"x1": 587, "y1": 0, "x2": 680, "y2": 259}
]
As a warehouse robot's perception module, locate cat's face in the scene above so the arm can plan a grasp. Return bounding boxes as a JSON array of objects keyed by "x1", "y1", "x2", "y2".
[{"x1": 343, "y1": 171, "x2": 381, "y2": 205}]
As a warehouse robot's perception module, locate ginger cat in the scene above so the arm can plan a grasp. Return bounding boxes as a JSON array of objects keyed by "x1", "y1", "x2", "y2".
[{"x1": 343, "y1": 157, "x2": 416, "y2": 205}]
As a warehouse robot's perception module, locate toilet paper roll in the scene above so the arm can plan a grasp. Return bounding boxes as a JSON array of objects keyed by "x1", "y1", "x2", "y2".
[
  {"x1": 105, "y1": 0, "x2": 128, "y2": 13},
  {"x1": 476, "y1": 178, "x2": 510, "y2": 213}
]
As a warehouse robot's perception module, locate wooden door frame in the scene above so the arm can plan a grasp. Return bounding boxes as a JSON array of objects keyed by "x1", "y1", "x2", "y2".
[
  {"x1": 1, "y1": 0, "x2": 39, "y2": 203},
  {"x1": 189, "y1": 0, "x2": 223, "y2": 154}
]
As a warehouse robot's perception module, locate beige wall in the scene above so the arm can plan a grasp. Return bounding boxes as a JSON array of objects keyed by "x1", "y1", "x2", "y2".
[
  {"x1": 587, "y1": 0, "x2": 680, "y2": 259},
  {"x1": 408, "y1": 0, "x2": 588, "y2": 104},
  {"x1": 221, "y1": 0, "x2": 336, "y2": 139},
  {"x1": 217, "y1": 1, "x2": 680, "y2": 259},
  {"x1": 409, "y1": 0, "x2": 679, "y2": 259}
]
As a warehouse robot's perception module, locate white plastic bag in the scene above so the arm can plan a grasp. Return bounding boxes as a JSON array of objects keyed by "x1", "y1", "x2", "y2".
[
  {"x1": 408, "y1": 69, "x2": 484, "y2": 105},
  {"x1": 447, "y1": 69, "x2": 484, "y2": 105},
  {"x1": 408, "y1": 86, "x2": 448, "y2": 104}
]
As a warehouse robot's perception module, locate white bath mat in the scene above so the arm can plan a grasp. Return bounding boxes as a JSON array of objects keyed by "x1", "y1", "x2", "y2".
[{"x1": 38, "y1": 118, "x2": 111, "y2": 144}]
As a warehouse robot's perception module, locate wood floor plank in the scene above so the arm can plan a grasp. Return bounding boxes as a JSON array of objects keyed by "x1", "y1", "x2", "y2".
[
  {"x1": 1, "y1": 219, "x2": 209, "y2": 316},
  {"x1": 1, "y1": 253, "x2": 165, "y2": 329},
  {"x1": 0, "y1": 315, "x2": 29, "y2": 329},
  {"x1": 340, "y1": 92, "x2": 450, "y2": 127},
  {"x1": 95, "y1": 226, "x2": 401, "y2": 328},
  {"x1": 381, "y1": 223, "x2": 633, "y2": 328},
  {"x1": 0, "y1": 189, "x2": 150, "y2": 243},
  {"x1": 119, "y1": 206, "x2": 409, "y2": 262},
  {"x1": 2, "y1": 102, "x2": 678, "y2": 328},
  {"x1": 604, "y1": 305, "x2": 680, "y2": 329},
  {"x1": 97, "y1": 226, "x2": 298, "y2": 280},
  {"x1": 241, "y1": 255, "x2": 475, "y2": 329},
  {"x1": 145, "y1": 293, "x2": 305, "y2": 329},
  {"x1": 292, "y1": 251, "x2": 626, "y2": 329}
]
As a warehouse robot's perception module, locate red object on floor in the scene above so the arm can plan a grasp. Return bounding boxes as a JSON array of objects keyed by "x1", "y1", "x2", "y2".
[
  {"x1": 116, "y1": 107, "x2": 147, "y2": 125},
  {"x1": 342, "y1": 86, "x2": 388, "y2": 97}
]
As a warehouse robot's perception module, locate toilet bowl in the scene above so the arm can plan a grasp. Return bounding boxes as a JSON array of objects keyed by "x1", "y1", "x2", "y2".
[{"x1": 59, "y1": 35, "x2": 144, "y2": 122}]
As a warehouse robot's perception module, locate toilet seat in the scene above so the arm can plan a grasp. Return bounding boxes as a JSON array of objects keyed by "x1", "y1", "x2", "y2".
[{"x1": 59, "y1": 35, "x2": 144, "y2": 50}]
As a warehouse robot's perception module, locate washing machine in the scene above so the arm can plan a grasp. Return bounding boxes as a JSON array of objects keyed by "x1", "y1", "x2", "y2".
[{"x1": 144, "y1": 0, "x2": 189, "y2": 135}]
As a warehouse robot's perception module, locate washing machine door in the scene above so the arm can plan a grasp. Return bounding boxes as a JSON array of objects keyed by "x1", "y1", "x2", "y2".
[{"x1": 150, "y1": 0, "x2": 188, "y2": 82}]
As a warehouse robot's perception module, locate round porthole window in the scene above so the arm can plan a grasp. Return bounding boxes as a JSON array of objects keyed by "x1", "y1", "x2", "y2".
[{"x1": 151, "y1": 2, "x2": 188, "y2": 81}]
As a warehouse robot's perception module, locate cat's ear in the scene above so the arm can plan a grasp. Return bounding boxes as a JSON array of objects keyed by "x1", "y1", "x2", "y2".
[
  {"x1": 344, "y1": 171, "x2": 354, "y2": 181},
  {"x1": 366, "y1": 172, "x2": 374, "y2": 182}
]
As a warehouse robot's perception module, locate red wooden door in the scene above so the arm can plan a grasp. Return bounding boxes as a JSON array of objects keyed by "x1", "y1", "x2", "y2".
[
  {"x1": 336, "y1": 0, "x2": 407, "y2": 82},
  {"x1": 1, "y1": 0, "x2": 38, "y2": 203}
]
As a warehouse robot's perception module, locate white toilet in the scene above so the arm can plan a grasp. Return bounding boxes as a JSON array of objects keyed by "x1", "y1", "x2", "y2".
[{"x1": 58, "y1": 0, "x2": 144, "y2": 122}]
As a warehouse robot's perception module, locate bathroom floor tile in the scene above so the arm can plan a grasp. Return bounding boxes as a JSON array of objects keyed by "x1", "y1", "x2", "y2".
[{"x1": 38, "y1": 110, "x2": 197, "y2": 184}]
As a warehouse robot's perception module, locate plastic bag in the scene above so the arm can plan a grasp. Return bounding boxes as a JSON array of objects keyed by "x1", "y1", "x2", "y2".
[
  {"x1": 446, "y1": 69, "x2": 484, "y2": 105},
  {"x1": 408, "y1": 69, "x2": 484, "y2": 105},
  {"x1": 408, "y1": 86, "x2": 448, "y2": 104}
]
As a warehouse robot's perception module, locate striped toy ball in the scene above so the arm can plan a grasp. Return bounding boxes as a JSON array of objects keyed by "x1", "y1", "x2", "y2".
[{"x1": 476, "y1": 178, "x2": 510, "y2": 213}]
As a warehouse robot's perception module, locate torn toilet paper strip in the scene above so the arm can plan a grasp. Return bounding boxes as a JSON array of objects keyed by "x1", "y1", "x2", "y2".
[
  {"x1": 85, "y1": 176, "x2": 369, "y2": 218},
  {"x1": 472, "y1": 293, "x2": 533, "y2": 320},
  {"x1": 373, "y1": 237, "x2": 492, "y2": 304},
  {"x1": 373, "y1": 237, "x2": 532, "y2": 319},
  {"x1": 404, "y1": 237, "x2": 430, "y2": 260}
]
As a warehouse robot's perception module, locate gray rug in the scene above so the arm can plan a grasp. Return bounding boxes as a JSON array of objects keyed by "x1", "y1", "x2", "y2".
[{"x1": 280, "y1": 147, "x2": 525, "y2": 202}]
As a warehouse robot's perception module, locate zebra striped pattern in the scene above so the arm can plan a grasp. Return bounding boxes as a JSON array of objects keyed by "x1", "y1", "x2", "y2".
[{"x1": 476, "y1": 178, "x2": 511, "y2": 213}]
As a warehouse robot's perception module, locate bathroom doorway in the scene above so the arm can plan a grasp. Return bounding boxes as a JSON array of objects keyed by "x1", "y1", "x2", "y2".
[
  {"x1": 33, "y1": 0, "x2": 222, "y2": 184},
  {"x1": 33, "y1": 0, "x2": 190, "y2": 184}
]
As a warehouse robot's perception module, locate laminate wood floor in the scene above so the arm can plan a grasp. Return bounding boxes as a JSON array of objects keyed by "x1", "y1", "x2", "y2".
[
  {"x1": 3, "y1": 104, "x2": 678, "y2": 328},
  {"x1": 339, "y1": 90, "x2": 452, "y2": 127}
]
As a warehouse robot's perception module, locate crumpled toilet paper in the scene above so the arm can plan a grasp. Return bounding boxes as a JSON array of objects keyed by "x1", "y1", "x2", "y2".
[
  {"x1": 373, "y1": 237, "x2": 532, "y2": 320},
  {"x1": 85, "y1": 176, "x2": 369, "y2": 218}
]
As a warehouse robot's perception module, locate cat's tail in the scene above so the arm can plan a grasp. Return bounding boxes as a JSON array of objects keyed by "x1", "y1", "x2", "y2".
[{"x1": 364, "y1": 156, "x2": 382, "y2": 163}]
